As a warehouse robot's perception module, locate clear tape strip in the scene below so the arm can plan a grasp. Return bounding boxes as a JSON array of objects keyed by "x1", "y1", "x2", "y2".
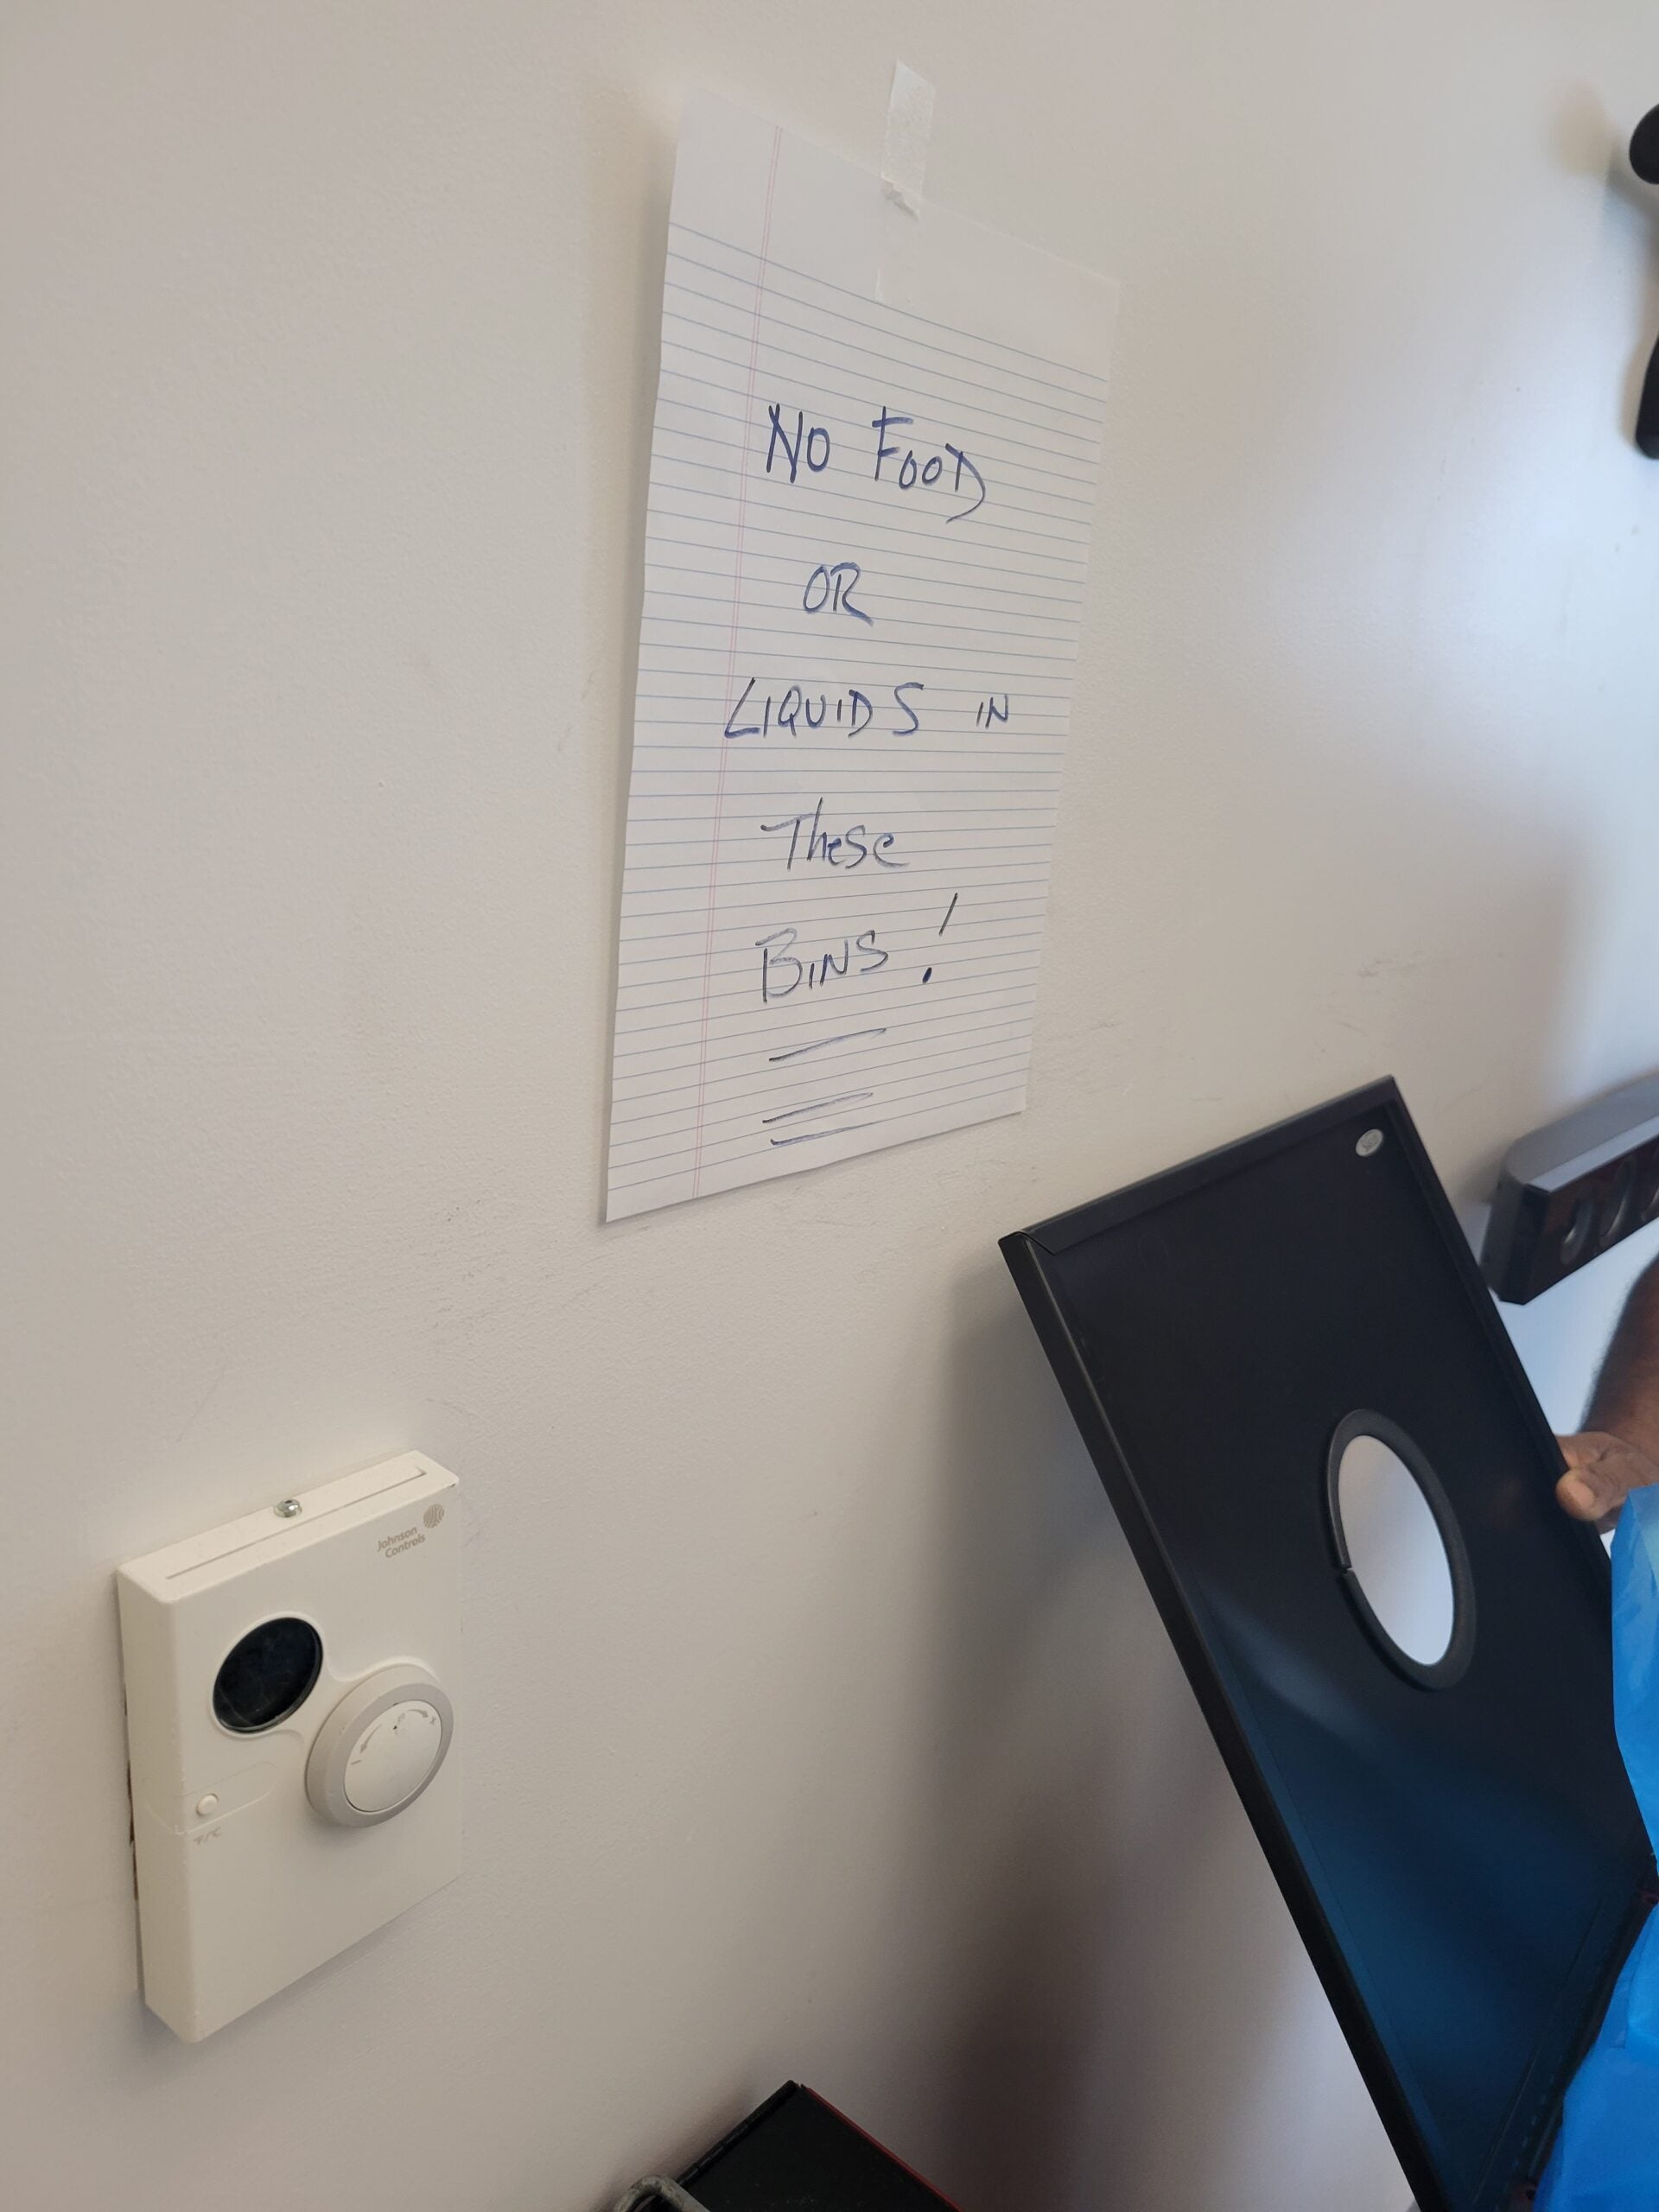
[{"x1": 881, "y1": 60, "x2": 936, "y2": 215}]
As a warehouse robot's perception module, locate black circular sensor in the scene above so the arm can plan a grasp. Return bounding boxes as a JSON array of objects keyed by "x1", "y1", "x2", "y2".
[
  {"x1": 213, "y1": 1617, "x2": 323, "y2": 1732},
  {"x1": 1633, "y1": 105, "x2": 1659, "y2": 186}
]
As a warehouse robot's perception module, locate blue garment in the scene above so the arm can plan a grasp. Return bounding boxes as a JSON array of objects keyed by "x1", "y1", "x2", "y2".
[{"x1": 1535, "y1": 1488, "x2": 1659, "y2": 2210}]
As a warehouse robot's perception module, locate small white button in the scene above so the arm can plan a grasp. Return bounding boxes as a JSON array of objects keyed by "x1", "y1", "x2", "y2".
[
  {"x1": 194, "y1": 1793, "x2": 219, "y2": 1818},
  {"x1": 342, "y1": 1700, "x2": 444, "y2": 1815}
]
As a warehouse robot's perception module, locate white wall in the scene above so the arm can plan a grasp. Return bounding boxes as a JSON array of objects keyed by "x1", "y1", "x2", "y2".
[{"x1": 6, "y1": 4, "x2": 1659, "y2": 2208}]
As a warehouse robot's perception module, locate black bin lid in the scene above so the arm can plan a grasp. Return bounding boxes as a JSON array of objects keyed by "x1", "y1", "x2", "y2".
[{"x1": 1001, "y1": 1079, "x2": 1650, "y2": 2212}]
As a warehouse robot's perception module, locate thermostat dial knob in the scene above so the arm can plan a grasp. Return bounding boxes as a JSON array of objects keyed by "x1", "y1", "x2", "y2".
[{"x1": 306, "y1": 1666, "x2": 454, "y2": 1828}]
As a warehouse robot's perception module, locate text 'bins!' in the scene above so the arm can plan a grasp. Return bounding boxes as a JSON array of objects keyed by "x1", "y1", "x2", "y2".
[{"x1": 606, "y1": 92, "x2": 1117, "y2": 1219}]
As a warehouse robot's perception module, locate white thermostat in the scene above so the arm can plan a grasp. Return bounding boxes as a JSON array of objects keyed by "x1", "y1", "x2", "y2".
[{"x1": 117, "y1": 1452, "x2": 461, "y2": 2040}]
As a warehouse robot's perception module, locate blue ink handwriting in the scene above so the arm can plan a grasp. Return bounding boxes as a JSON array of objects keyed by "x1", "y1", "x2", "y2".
[
  {"x1": 766, "y1": 405, "x2": 832, "y2": 482},
  {"x1": 870, "y1": 407, "x2": 987, "y2": 521},
  {"x1": 803, "y1": 561, "x2": 872, "y2": 625},
  {"x1": 756, "y1": 925, "x2": 890, "y2": 1003},
  {"x1": 724, "y1": 678, "x2": 926, "y2": 741},
  {"x1": 759, "y1": 798, "x2": 907, "y2": 872}
]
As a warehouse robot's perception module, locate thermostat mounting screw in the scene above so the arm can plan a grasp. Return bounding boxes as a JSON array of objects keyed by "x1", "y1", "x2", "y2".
[{"x1": 272, "y1": 1498, "x2": 303, "y2": 1520}]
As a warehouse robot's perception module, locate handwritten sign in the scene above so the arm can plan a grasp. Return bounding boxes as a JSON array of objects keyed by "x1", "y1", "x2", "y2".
[{"x1": 606, "y1": 92, "x2": 1116, "y2": 1219}]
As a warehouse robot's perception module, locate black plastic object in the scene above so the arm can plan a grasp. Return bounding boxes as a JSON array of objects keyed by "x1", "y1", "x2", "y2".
[
  {"x1": 1001, "y1": 1079, "x2": 1651, "y2": 2212},
  {"x1": 1631, "y1": 109, "x2": 1659, "y2": 456},
  {"x1": 1481, "y1": 1071, "x2": 1659, "y2": 1304},
  {"x1": 679, "y1": 2083, "x2": 957, "y2": 2209}
]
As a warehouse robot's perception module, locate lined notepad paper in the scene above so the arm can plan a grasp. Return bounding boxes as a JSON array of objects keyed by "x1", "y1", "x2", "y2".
[{"x1": 606, "y1": 93, "x2": 1116, "y2": 1219}]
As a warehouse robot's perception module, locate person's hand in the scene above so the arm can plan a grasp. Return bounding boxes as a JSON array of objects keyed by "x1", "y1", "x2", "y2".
[{"x1": 1556, "y1": 1430, "x2": 1659, "y2": 1529}]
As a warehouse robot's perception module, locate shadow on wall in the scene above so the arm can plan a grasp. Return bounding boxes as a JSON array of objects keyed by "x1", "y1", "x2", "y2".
[{"x1": 875, "y1": 716, "x2": 1588, "y2": 2212}]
